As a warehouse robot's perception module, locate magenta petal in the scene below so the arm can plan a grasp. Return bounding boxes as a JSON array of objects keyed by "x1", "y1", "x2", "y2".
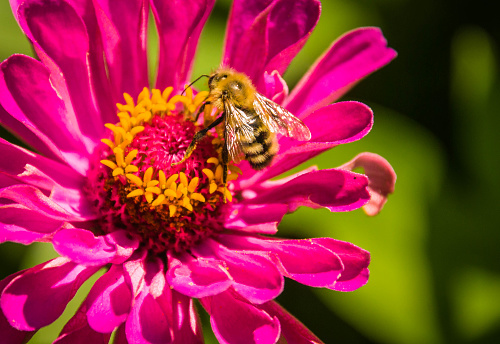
[
  {"x1": 223, "y1": 0, "x2": 271, "y2": 80},
  {"x1": 331, "y1": 268, "x2": 370, "y2": 292},
  {"x1": 0, "y1": 205, "x2": 63, "y2": 244},
  {"x1": 304, "y1": 102, "x2": 373, "y2": 144},
  {"x1": 0, "y1": 138, "x2": 95, "y2": 219},
  {"x1": 122, "y1": 250, "x2": 148, "y2": 297},
  {"x1": 224, "y1": 0, "x2": 320, "y2": 87},
  {"x1": 202, "y1": 291, "x2": 281, "y2": 344},
  {"x1": 244, "y1": 169, "x2": 370, "y2": 213},
  {"x1": 171, "y1": 291, "x2": 204, "y2": 344},
  {"x1": 265, "y1": 240, "x2": 343, "y2": 288},
  {"x1": 86, "y1": 265, "x2": 132, "y2": 333},
  {"x1": 18, "y1": 0, "x2": 105, "y2": 142},
  {"x1": 93, "y1": 0, "x2": 149, "y2": 99},
  {"x1": 262, "y1": 70, "x2": 289, "y2": 103},
  {"x1": 54, "y1": 302, "x2": 111, "y2": 344},
  {"x1": 208, "y1": 240, "x2": 284, "y2": 304},
  {"x1": 0, "y1": 102, "x2": 59, "y2": 162},
  {"x1": 167, "y1": 252, "x2": 231, "y2": 298},
  {"x1": 65, "y1": 0, "x2": 116, "y2": 125},
  {"x1": 261, "y1": 301, "x2": 324, "y2": 344},
  {"x1": 0, "y1": 137, "x2": 85, "y2": 191},
  {"x1": 53, "y1": 228, "x2": 139, "y2": 266},
  {"x1": 224, "y1": 203, "x2": 288, "y2": 234},
  {"x1": 312, "y1": 238, "x2": 370, "y2": 291},
  {"x1": 339, "y1": 152, "x2": 396, "y2": 216},
  {"x1": 0, "y1": 271, "x2": 35, "y2": 344},
  {"x1": 1, "y1": 257, "x2": 99, "y2": 331},
  {"x1": 217, "y1": 235, "x2": 343, "y2": 288},
  {"x1": 0, "y1": 55, "x2": 91, "y2": 160},
  {"x1": 125, "y1": 258, "x2": 173, "y2": 344},
  {"x1": 0, "y1": 58, "x2": 88, "y2": 171},
  {"x1": 126, "y1": 291, "x2": 173, "y2": 344},
  {"x1": 258, "y1": 0, "x2": 321, "y2": 84},
  {"x1": 249, "y1": 101, "x2": 373, "y2": 183},
  {"x1": 0, "y1": 185, "x2": 90, "y2": 221},
  {"x1": 285, "y1": 27, "x2": 397, "y2": 116},
  {"x1": 152, "y1": 0, "x2": 215, "y2": 91}
]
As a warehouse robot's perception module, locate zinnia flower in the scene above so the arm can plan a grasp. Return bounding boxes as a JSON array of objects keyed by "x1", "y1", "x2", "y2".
[{"x1": 0, "y1": 0, "x2": 397, "y2": 343}]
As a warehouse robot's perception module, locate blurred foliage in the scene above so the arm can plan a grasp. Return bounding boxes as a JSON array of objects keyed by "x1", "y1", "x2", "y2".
[{"x1": 1, "y1": 0, "x2": 500, "y2": 343}]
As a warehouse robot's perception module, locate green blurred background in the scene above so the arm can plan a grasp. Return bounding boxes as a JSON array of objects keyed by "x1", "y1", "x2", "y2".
[{"x1": 1, "y1": 0, "x2": 499, "y2": 343}]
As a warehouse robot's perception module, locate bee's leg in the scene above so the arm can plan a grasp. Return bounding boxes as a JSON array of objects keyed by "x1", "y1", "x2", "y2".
[
  {"x1": 171, "y1": 113, "x2": 225, "y2": 167},
  {"x1": 221, "y1": 138, "x2": 229, "y2": 202},
  {"x1": 193, "y1": 101, "x2": 211, "y2": 123}
]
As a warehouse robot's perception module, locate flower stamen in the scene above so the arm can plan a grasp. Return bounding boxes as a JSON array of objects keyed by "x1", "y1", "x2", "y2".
[{"x1": 88, "y1": 85, "x2": 239, "y2": 253}]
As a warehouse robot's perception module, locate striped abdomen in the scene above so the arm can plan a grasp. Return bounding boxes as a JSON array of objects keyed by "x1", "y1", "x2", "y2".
[{"x1": 240, "y1": 117, "x2": 278, "y2": 170}]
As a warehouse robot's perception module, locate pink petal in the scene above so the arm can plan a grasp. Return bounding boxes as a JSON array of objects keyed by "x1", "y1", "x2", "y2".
[
  {"x1": 0, "y1": 271, "x2": 35, "y2": 344},
  {"x1": 224, "y1": 0, "x2": 320, "y2": 88},
  {"x1": 126, "y1": 291, "x2": 173, "y2": 343},
  {"x1": 65, "y1": 0, "x2": 116, "y2": 125},
  {"x1": 249, "y1": 101, "x2": 373, "y2": 183},
  {"x1": 312, "y1": 238, "x2": 370, "y2": 291},
  {"x1": 54, "y1": 302, "x2": 111, "y2": 344},
  {"x1": 14, "y1": 166, "x2": 94, "y2": 220},
  {"x1": 9, "y1": 0, "x2": 115, "y2": 125},
  {"x1": 230, "y1": 235, "x2": 344, "y2": 288},
  {"x1": 202, "y1": 239, "x2": 284, "y2": 304},
  {"x1": 0, "y1": 59, "x2": 89, "y2": 173},
  {"x1": 0, "y1": 257, "x2": 99, "y2": 331},
  {"x1": 259, "y1": 0, "x2": 320, "y2": 85},
  {"x1": 339, "y1": 152, "x2": 396, "y2": 216},
  {"x1": 125, "y1": 257, "x2": 173, "y2": 344},
  {"x1": 0, "y1": 55, "x2": 91, "y2": 162},
  {"x1": 0, "y1": 102, "x2": 59, "y2": 162},
  {"x1": 9, "y1": 1, "x2": 23, "y2": 21},
  {"x1": 52, "y1": 228, "x2": 139, "y2": 266},
  {"x1": 261, "y1": 301, "x2": 324, "y2": 344},
  {"x1": 330, "y1": 268, "x2": 370, "y2": 292},
  {"x1": 285, "y1": 27, "x2": 397, "y2": 117},
  {"x1": 303, "y1": 102, "x2": 373, "y2": 144},
  {"x1": 0, "y1": 137, "x2": 85, "y2": 191},
  {"x1": 171, "y1": 291, "x2": 204, "y2": 344},
  {"x1": 202, "y1": 291, "x2": 281, "y2": 344},
  {"x1": 243, "y1": 168, "x2": 370, "y2": 213},
  {"x1": 0, "y1": 138, "x2": 96, "y2": 219},
  {"x1": 224, "y1": 203, "x2": 288, "y2": 234},
  {"x1": 167, "y1": 252, "x2": 232, "y2": 298},
  {"x1": 151, "y1": 0, "x2": 215, "y2": 91},
  {"x1": 0, "y1": 184, "x2": 91, "y2": 221},
  {"x1": 0, "y1": 173, "x2": 18, "y2": 190},
  {"x1": 0, "y1": 204, "x2": 63, "y2": 244},
  {"x1": 93, "y1": 0, "x2": 149, "y2": 99},
  {"x1": 262, "y1": 70, "x2": 289, "y2": 104},
  {"x1": 122, "y1": 250, "x2": 148, "y2": 297},
  {"x1": 18, "y1": 0, "x2": 105, "y2": 143},
  {"x1": 86, "y1": 265, "x2": 132, "y2": 333}
]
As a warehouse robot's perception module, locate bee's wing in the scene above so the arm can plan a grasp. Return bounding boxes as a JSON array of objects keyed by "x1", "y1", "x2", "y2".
[
  {"x1": 253, "y1": 93, "x2": 311, "y2": 141},
  {"x1": 223, "y1": 101, "x2": 254, "y2": 164}
]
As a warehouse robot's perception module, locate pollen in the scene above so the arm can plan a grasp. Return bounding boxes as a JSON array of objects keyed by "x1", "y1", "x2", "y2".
[{"x1": 86, "y1": 85, "x2": 238, "y2": 253}]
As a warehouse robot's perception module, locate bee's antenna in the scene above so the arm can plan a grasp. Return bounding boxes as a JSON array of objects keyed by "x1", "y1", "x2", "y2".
[{"x1": 181, "y1": 74, "x2": 210, "y2": 95}]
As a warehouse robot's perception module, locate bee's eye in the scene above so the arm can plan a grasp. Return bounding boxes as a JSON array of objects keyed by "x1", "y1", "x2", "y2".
[{"x1": 220, "y1": 74, "x2": 228, "y2": 80}]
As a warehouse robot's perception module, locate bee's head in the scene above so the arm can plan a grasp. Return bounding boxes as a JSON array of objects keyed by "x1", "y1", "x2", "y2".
[
  {"x1": 208, "y1": 68, "x2": 255, "y2": 108},
  {"x1": 208, "y1": 71, "x2": 230, "y2": 91}
]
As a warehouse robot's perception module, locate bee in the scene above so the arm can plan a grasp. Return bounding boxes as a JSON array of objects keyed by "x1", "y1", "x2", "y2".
[{"x1": 172, "y1": 67, "x2": 311, "y2": 193}]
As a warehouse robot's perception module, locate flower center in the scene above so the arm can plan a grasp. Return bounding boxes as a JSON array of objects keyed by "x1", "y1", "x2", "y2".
[{"x1": 85, "y1": 87, "x2": 240, "y2": 253}]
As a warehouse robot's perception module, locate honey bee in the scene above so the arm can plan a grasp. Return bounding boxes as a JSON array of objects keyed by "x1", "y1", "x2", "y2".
[{"x1": 172, "y1": 67, "x2": 311, "y2": 191}]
